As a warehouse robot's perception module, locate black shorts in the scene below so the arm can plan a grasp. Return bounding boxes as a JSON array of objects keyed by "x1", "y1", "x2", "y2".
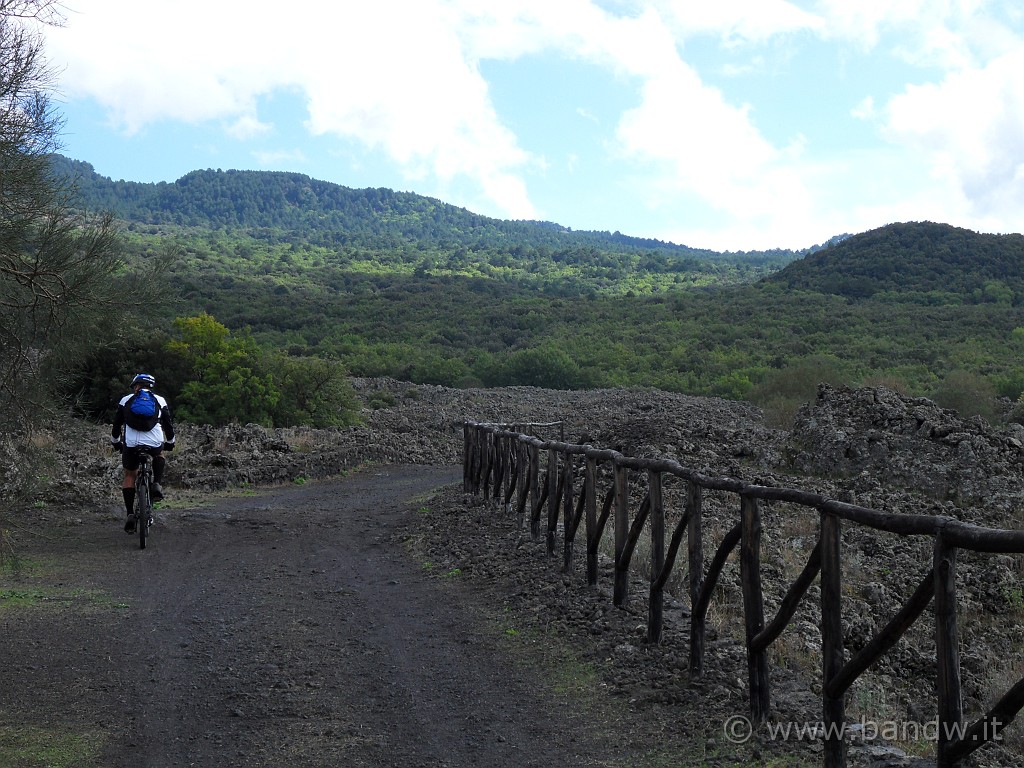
[{"x1": 121, "y1": 445, "x2": 163, "y2": 471}]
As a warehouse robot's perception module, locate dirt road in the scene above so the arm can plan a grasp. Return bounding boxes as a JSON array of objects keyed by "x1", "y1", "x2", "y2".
[{"x1": 3, "y1": 465, "x2": 666, "y2": 768}]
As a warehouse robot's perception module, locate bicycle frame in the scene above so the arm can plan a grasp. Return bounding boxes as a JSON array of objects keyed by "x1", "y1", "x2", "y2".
[{"x1": 134, "y1": 452, "x2": 155, "y2": 549}]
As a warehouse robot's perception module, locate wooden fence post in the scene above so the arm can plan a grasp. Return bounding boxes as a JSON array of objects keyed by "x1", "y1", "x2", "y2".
[
  {"x1": 500, "y1": 434, "x2": 511, "y2": 503},
  {"x1": 508, "y1": 436, "x2": 520, "y2": 506},
  {"x1": 740, "y1": 494, "x2": 771, "y2": 722},
  {"x1": 488, "y1": 432, "x2": 499, "y2": 500},
  {"x1": 687, "y1": 482, "x2": 705, "y2": 675},
  {"x1": 585, "y1": 457, "x2": 599, "y2": 585},
  {"x1": 648, "y1": 470, "x2": 665, "y2": 643},
  {"x1": 562, "y1": 454, "x2": 575, "y2": 572},
  {"x1": 613, "y1": 462, "x2": 629, "y2": 606},
  {"x1": 479, "y1": 429, "x2": 490, "y2": 497},
  {"x1": 474, "y1": 427, "x2": 484, "y2": 493},
  {"x1": 820, "y1": 511, "x2": 846, "y2": 768},
  {"x1": 492, "y1": 433, "x2": 503, "y2": 501},
  {"x1": 935, "y1": 533, "x2": 963, "y2": 768},
  {"x1": 504, "y1": 437, "x2": 518, "y2": 509},
  {"x1": 547, "y1": 447, "x2": 559, "y2": 556},
  {"x1": 463, "y1": 424, "x2": 470, "y2": 491},
  {"x1": 530, "y1": 444, "x2": 542, "y2": 539},
  {"x1": 514, "y1": 441, "x2": 530, "y2": 528},
  {"x1": 463, "y1": 424, "x2": 473, "y2": 492}
]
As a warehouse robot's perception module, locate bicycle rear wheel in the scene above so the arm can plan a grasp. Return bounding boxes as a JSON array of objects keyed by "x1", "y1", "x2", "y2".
[{"x1": 137, "y1": 478, "x2": 151, "y2": 549}]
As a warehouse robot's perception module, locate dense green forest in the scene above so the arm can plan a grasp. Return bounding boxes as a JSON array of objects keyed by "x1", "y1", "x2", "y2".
[
  {"x1": 768, "y1": 222, "x2": 1024, "y2": 302},
  {"x1": 56, "y1": 156, "x2": 1024, "y2": 426},
  {"x1": 54, "y1": 156, "x2": 814, "y2": 278}
]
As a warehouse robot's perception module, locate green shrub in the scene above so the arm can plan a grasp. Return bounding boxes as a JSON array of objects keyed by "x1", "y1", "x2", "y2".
[
  {"x1": 749, "y1": 355, "x2": 851, "y2": 429},
  {"x1": 368, "y1": 392, "x2": 396, "y2": 410},
  {"x1": 929, "y1": 370, "x2": 999, "y2": 423},
  {"x1": 264, "y1": 354, "x2": 360, "y2": 427}
]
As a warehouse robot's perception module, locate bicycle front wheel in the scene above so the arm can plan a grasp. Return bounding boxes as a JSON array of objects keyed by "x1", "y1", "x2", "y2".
[{"x1": 137, "y1": 480, "x2": 151, "y2": 549}]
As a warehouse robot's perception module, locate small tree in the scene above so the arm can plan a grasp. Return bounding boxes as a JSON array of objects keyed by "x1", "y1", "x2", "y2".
[
  {"x1": 264, "y1": 353, "x2": 359, "y2": 427},
  {"x1": 168, "y1": 313, "x2": 360, "y2": 427},
  {"x1": 0, "y1": 1, "x2": 144, "y2": 430},
  {"x1": 168, "y1": 314, "x2": 280, "y2": 426},
  {"x1": 485, "y1": 345, "x2": 591, "y2": 390}
]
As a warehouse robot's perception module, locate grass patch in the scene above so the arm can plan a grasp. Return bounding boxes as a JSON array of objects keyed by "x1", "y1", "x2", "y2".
[
  {"x1": 494, "y1": 622, "x2": 601, "y2": 697},
  {"x1": 0, "y1": 527, "x2": 26, "y2": 575},
  {"x1": 0, "y1": 725, "x2": 103, "y2": 768},
  {"x1": 544, "y1": 651, "x2": 599, "y2": 696},
  {"x1": 0, "y1": 553, "x2": 36, "y2": 579},
  {"x1": 214, "y1": 486, "x2": 259, "y2": 498},
  {"x1": 0, "y1": 584, "x2": 129, "y2": 613},
  {"x1": 0, "y1": 589, "x2": 48, "y2": 608}
]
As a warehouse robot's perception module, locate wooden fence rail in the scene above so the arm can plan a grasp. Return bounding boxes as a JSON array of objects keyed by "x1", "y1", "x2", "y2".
[{"x1": 463, "y1": 420, "x2": 1024, "y2": 768}]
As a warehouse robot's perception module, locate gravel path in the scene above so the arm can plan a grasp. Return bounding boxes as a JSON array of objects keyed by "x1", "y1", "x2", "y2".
[{"x1": 1, "y1": 465, "x2": 676, "y2": 768}]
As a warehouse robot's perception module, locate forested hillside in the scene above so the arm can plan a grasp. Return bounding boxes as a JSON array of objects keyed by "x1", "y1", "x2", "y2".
[
  {"x1": 54, "y1": 156, "x2": 1024, "y2": 428},
  {"x1": 55, "y1": 156, "x2": 802, "y2": 271},
  {"x1": 769, "y1": 221, "x2": 1024, "y2": 302}
]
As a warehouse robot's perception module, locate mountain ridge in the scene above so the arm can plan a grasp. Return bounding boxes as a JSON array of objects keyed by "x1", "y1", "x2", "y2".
[
  {"x1": 53, "y1": 156, "x2": 1024, "y2": 294},
  {"x1": 51, "y1": 155, "x2": 812, "y2": 267}
]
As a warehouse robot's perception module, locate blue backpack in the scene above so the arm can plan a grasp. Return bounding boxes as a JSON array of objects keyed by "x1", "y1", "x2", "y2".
[{"x1": 125, "y1": 389, "x2": 160, "y2": 431}]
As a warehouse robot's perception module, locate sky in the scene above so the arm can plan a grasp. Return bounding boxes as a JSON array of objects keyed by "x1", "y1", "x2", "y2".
[{"x1": 36, "y1": 0, "x2": 1024, "y2": 252}]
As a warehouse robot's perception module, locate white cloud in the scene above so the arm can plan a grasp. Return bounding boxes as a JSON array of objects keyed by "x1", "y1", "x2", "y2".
[
  {"x1": 655, "y1": 0, "x2": 823, "y2": 44},
  {"x1": 851, "y1": 96, "x2": 876, "y2": 120},
  {"x1": 463, "y1": 3, "x2": 825, "y2": 239},
  {"x1": 252, "y1": 149, "x2": 307, "y2": 167},
  {"x1": 47, "y1": 1, "x2": 289, "y2": 131},
  {"x1": 815, "y1": 0, "x2": 932, "y2": 49},
  {"x1": 226, "y1": 116, "x2": 272, "y2": 141},
  {"x1": 593, "y1": 8, "x2": 829, "y2": 247},
  {"x1": 616, "y1": 68, "x2": 779, "y2": 208},
  {"x1": 46, "y1": 0, "x2": 805, "y2": 229},
  {"x1": 883, "y1": 47, "x2": 1024, "y2": 221},
  {"x1": 296, "y1": 2, "x2": 540, "y2": 217},
  {"x1": 815, "y1": 0, "x2": 1022, "y2": 66},
  {"x1": 46, "y1": 0, "x2": 540, "y2": 219}
]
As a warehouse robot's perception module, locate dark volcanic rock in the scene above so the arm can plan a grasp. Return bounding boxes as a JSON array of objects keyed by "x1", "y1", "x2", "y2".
[
  {"x1": 25, "y1": 378, "x2": 1024, "y2": 766},
  {"x1": 788, "y1": 384, "x2": 1024, "y2": 523}
]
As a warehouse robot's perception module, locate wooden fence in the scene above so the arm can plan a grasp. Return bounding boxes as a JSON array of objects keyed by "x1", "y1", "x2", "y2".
[{"x1": 463, "y1": 420, "x2": 1024, "y2": 768}]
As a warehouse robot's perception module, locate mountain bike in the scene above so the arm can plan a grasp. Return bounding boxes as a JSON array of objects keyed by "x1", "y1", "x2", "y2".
[
  {"x1": 133, "y1": 452, "x2": 155, "y2": 549},
  {"x1": 113, "y1": 444, "x2": 155, "y2": 549}
]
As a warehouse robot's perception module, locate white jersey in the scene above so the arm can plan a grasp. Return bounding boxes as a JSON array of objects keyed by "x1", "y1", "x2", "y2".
[{"x1": 118, "y1": 391, "x2": 170, "y2": 449}]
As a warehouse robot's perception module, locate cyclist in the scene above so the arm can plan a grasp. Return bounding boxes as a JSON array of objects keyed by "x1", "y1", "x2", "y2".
[{"x1": 111, "y1": 373, "x2": 175, "y2": 533}]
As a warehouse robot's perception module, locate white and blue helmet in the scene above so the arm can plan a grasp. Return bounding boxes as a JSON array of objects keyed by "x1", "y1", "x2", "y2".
[{"x1": 131, "y1": 373, "x2": 156, "y2": 389}]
